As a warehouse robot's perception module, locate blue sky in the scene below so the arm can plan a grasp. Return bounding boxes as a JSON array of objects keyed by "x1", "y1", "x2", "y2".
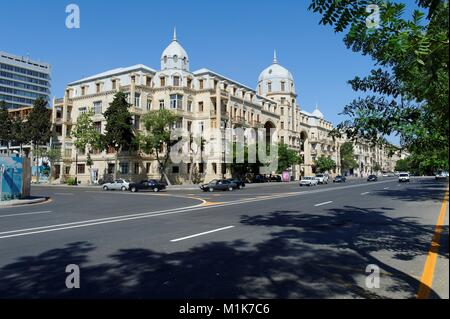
[{"x1": 1, "y1": 0, "x2": 419, "y2": 144}]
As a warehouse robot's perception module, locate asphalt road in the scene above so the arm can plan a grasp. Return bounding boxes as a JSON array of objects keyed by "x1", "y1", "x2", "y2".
[{"x1": 0, "y1": 177, "x2": 448, "y2": 299}]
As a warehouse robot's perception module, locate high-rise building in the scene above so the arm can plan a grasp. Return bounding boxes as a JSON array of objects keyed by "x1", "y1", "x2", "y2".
[{"x1": 0, "y1": 51, "x2": 51, "y2": 110}]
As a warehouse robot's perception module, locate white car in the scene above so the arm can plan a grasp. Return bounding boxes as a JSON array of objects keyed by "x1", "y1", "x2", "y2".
[
  {"x1": 315, "y1": 173, "x2": 329, "y2": 184},
  {"x1": 435, "y1": 171, "x2": 449, "y2": 180},
  {"x1": 300, "y1": 176, "x2": 319, "y2": 187},
  {"x1": 102, "y1": 179, "x2": 132, "y2": 191},
  {"x1": 398, "y1": 173, "x2": 410, "y2": 183}
]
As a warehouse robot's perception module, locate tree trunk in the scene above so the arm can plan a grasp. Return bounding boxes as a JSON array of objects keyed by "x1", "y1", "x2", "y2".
[{"x1": 34, "y1": 144, "x2": 40, "y2": 184}]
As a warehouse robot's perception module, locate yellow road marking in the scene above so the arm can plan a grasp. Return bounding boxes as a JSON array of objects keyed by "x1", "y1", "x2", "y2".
[
  {"x1": 201, "y1": 201, "x2": 225, "y2": 206},
  {"x1": 417, "y1": 189, "x2": 449, "y2": 299}
]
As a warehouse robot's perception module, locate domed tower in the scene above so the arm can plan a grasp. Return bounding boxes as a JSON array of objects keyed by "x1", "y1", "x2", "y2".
[
  {"x1": 257, "y1": 51, "x2": 296, "y2": 101},
  {"x1": 160, "y1": 28, "x2": 189, "y2": 71}
]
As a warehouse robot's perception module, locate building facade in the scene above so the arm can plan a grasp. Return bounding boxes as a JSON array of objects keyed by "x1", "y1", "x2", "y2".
[
  {"x1": 51, "y1": 31, "x2": 400, "y2": 184},
  {"x1": 0, "y1": 51, "x2": 51, "y2": 155},
  {"x1": 0, "y1": 51, "x2": 51, "y2": 110}
]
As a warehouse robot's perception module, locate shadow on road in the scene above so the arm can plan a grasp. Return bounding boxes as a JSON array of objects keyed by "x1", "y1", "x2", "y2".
[{"x1": 0, "y1": 180, "x2": 446, "y2": 299}]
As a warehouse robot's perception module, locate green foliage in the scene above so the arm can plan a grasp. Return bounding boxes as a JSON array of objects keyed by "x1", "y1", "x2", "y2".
[
  {"x1": 86, "y1": 152, "x2": 93, "y2": 167},
  {"x1": 0, "y1": 100, "x2": 12, "y2": 148},
  {"x1": 228, "y1": 142, "x2": 263, "y2": 177},
  {"x1": 373, "y1": 162, "x2": 382, "y2": 172},
  {"x1": 277, "y1": 143, "x2": 302, "y2": 173},
  {"x1": 139, "y1": 109, "x2": 181, "y2": 180},
  {"x1": 340, "y1": 142, "x2": 359, "y2": 172},
  {"x1": 72, "y1": 109, "x2": 103, "y2": 152},
  {"x1": 26, "y1": 97, "x2": 52, "y2": 147},
  {"x1": 103, "y1": 92, "x2": 134, "y2": 153},
  {"x1": 45, "y1": 147, "x2": 62, "y2": 163},
  {"x1": 315, "y1": 155, "x2": 336, "y2": 173},
  {"x1": 395, "y1": 152, "x2": 448, "y2": 175},
  {"x1": 309, "y1": 0, "x2": 449, "y2": 169},
  {"x1": 66, "y1": 177, "x2": 77, "y2": 185},
  {"x1": 10, "y1": 116, "x2": 30, "y2": 154},
  {"x1": 395, "y1": 158, "x2": 410, "y2": 172}
]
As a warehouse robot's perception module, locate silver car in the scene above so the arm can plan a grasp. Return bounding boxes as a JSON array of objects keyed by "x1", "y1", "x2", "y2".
[
  {"x1": 102, "y1": 179, "x2": 131, "y2": 191},
  {"x1": 299, "y1": 176, "x2": 319, "y2": 187}
]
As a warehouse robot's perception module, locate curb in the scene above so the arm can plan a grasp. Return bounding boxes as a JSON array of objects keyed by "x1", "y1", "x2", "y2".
[{"x1": 0, "y1": 197, "x2": 48, "y2": 208}]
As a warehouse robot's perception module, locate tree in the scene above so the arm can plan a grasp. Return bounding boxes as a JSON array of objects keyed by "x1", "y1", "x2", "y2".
[
  {"x1": 395, "y1": 158, "x2": 410, "y2": 172},
  {"x1": 315, "y1": 155, "x2": 336, "y2": 173},
  {"x1": 228, "y1": 142, "x2": 263, "y2": 178},
  {"x1": 72, "y1": 109, "x2": 102, "y2": 184},
  {"x1": 10, "y1": 116, "x2": 30, "y2": 156},
  {"x1": 0, "y1": 100, "x2": 12, "y2": 155},
  {"x1": 309, "y1": 0, "x2": 449, "y2": 170},
  {"x1": 26, "y1": 98, "x2": 52, "y2": 183},
  {"x1": 340, "y1": 142, "x2": 359, "y2": 174},
  {"x1": 45, "y1": 147, "x2": 62, "y2": 183},
  {"x1": 373, "y1": 162, "x2": 382, "y2": 173},
  {"x1": 187, "y1": 133, "x2": 206, "y2": 184},
  {"x1": 103, "y1": 92, "x2": 134, "y2": 180},
  {"x1": 277, "y1": 143, "x2": 302, "y2": 174},
  {"x1": 139, "y1": 109, "x2": 181, "y2": 184}
]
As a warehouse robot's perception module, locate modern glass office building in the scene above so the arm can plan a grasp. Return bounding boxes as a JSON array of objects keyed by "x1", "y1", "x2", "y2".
[{"x1": 0, "y1": 51, "x2": 51, "y2": 109}]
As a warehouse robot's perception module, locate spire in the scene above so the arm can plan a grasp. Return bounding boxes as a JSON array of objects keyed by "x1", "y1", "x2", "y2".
[
  {"x1": 315, "y1": 102, "x2": 319, "y2": 110},
  {"x1": 273, "y1": 50, "x2": 278, "y2": 64},
  {"x1": 173, "y1": 26, "x2": 177, "y2": 41}
]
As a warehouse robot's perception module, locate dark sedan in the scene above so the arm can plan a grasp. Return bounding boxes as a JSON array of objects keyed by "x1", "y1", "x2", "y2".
[
  {"x1": 252, "y1": 175, "x2": 268, "y2": 183},
  {"x1": 333, "y1": 175, "x2": 346, "y2": 183},
  {"x1": 200, "y1": 179, "x2": 237, "y2": 192},
  {"x1": 227, "y1": 178, "x2": 246, "y2": 189},
  {"x1": 367, "y1": 175, "x2": 378, "y2": 182},
  {"x1": 129, "y1": 179, "x2": 167, "y2": 192}
]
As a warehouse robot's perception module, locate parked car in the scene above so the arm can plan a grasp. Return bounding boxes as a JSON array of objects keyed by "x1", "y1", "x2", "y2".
[
  {"x1": 227, "y1": 178, "x2": 246, "y2": 189},
  {"x1": 315, "y1": 173, "x2": 329, "y2": 184},
  {"x1": 435, "y1": 170, "x2": 449, "y2": 180},
  {"x1": 102, "y1": 179, "x2": 132, "y2": 191},
  {"x1": 299, "y1": 176, "x2": 319, "y2": 187},
  {"x1": 333, "y1": 175, "x2": 346, "y2": 183},
  {"x1": 398, "y1": 173, "x2": 410, "y2": 183},
  {"x1": 252, "y1": 175, "x2": 268, "y2": 183},
  {"x1": 129, "y1": 179, "x2": 167, "y2": 192},
  {"x1": 200, "y1": 179, "x2": 237, "y2": 192},
  {"x1": 367, "y1": 175, "x2": 378, "y2": 182},
  {"x1": 268, "y1": 175, "x2": 282, "y2": 182}
]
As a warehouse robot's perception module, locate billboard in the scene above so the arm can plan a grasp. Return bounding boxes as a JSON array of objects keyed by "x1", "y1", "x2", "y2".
[{"x1": 0, "y1": 156, "x2": 24, "y2": 201}]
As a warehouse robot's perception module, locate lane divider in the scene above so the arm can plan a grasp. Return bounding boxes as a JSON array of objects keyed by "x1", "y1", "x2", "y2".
[
  {"x1": 314, "y1": 201, "x2": 333, "y2": 207},
  {"x1": 170, "y1": 226, "x2": 235, "y2": 242},
  {"x1": 416, "y1": 189, "x2": 449, "y2": 299}
]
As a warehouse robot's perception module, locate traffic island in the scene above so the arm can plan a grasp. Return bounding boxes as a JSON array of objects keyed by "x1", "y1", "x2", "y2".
[{"x1": 0, "y1": 197, "x2": 49, "y2": 208}]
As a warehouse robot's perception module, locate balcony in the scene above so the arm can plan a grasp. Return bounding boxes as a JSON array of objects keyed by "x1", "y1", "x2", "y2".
[{"x1": 210, "y1": 109, "x2": 229, "y2": 118}]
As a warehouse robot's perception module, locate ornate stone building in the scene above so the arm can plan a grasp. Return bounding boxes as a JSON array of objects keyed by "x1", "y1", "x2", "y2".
[{"x1": 51, "y1": 30, "x2": 399, "y2": 184}]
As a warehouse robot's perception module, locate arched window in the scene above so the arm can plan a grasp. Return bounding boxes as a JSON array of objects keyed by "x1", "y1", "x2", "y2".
[
  {"x1": 163, "y1": 56, "x2": 167, "y2": 63},
  {"x1": 267, "y1": 82, "x2": 272, "y2": 93},
  {"x1": 173, "y1": 55, "x2": 178, "y2": 63}
]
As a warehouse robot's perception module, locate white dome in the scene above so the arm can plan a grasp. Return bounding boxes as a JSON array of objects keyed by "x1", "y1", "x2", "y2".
[
  {"x1": 161, "y1": 28, "x2": 189, "y2": 71},
  {"x1": 311, "y1": 105, "x2": 324, "y2": 118},
  {"x1": 258, "y1": 63, "x2": 294, "y2": 82},
  {"x1": 258, "y1": 51, "x2": 294, "y2": 83},
  {"x1": 257, "y1": 51, "x2": 295, "y2": 96}
]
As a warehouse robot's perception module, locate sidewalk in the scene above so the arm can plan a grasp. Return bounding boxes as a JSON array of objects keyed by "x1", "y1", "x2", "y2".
[{"x1": 0, "y1": 197, "x2": 48, "y2": 208}]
